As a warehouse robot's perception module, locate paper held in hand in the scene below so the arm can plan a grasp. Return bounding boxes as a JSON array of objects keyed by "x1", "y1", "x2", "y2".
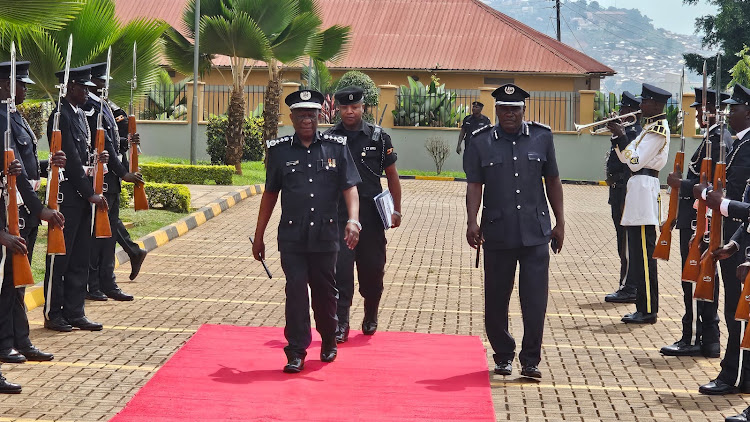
[{"x1": 374, "y1": 189, "x2": 395, "y2": 230}]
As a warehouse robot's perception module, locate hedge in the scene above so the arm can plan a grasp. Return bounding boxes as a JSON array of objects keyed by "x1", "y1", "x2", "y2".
[
  {"x1": 139, "y1": 163, "x2": 234, "y2": 185},
  {"x1": 38, "y1": 180, "x2": 191, "y2": 213},
  {"x1": 206, "y1": 115, "x2": 264, "y2": 164}
]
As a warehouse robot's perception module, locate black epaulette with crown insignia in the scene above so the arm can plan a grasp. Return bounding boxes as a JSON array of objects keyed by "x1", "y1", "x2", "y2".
[
  {"x1": 471, "y1": 125, "x2": 492, "y2": 136},
  {"x1": 647, "y1": 120, "x2": 668, "y2": 137},
  {"x1": 528, "y1": 121, "x2": 551, "y2": 131},
  {"x1": 322, "y1": 133, "x2": 347, "y2": 145},
  {"x1": 266, "y1": 136, "x2": 291, "y2": 148}
]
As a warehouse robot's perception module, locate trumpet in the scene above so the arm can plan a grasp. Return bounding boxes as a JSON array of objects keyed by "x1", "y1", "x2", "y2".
[{"x1": 574, "y1": 110, "x2": 641, "y2": 134}]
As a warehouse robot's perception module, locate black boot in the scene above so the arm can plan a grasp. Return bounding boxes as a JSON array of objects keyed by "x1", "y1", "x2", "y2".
[{"x1": 362, "y1": 298, "x2": 380, "y2": 335}]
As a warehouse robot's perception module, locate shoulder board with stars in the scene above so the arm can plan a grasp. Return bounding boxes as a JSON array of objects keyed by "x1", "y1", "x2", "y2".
[
  {"x1": 323, "y1": 133, "x2": 347, "y2": 145},
  {"x1": 528, "y1": 121, "x2": 551, "y2": 131},
  {"x1": 647, "y1": 121, "x2": 668, "y2": 137},
  {"x1": 266, "y1": 136, "x2": 291, "y2": 148},
  {"x1": 471, "y1": 124, "x2": 492, "y2": 136}
]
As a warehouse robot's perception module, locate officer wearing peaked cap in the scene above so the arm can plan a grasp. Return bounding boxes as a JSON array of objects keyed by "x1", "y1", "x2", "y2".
[
  {"x1": 324, "y1": 86, "x2": 402, "y2": 343},
  {"x1": 614, "y1": 83, "x2": 671, "y2": 325},
  {"x1": 464, "y1": 83, "x2": 565, "y2": 379},
  {"x1": 252, "y1": 89, "x2": 362, "y2": 374},
  {"x1": 457, "y1": 100, "x2": 491, "y2": 155},
  {"x1": 43, "y1": 65, "x2": 108, "y2": 333},
  {"x1": 604, "y1": 91, "x2": 642, "y2": 304}
]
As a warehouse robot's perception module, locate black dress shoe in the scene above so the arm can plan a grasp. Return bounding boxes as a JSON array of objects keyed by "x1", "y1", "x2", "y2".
[
  {"x1": 494, "y1": 361, "x2": 512, "y2": 376},
  {"x1": 335, "y1": 323, "x2": 349, "y2": 344},
  {"x1": 68, "y1": 317, "x2": 103, "y2": 331},
  {"x1": 17, "y1": 346, "x2": 53, "y2": 362},
  {"x1": 0, "y1": 375, "x2": 21, "y2": 394},
  {"x1": 44, "y1": 317, "x2": 73, "y2": 332},
  {"x1": 727, "y1": 405, "x2": 750, "y2": 422},
  {"x1": 604, "y1": 289, "x2": 637, "y2": 303},
  {"x1": 129, "y1": 247, "x2": 147, "y2": 280},
  {"x1": 362, "y1": 320, "x2": 378, "y2": 336},
  {"x1": 521, "y1": 365, "x2": 542, "y2": 379},
  {"x1": 702, "y1": 342, "x2": 721, "y2": 358},
  {"x1": 621, "y1": 311, "x2": 657, "y2": 324},
  {"x1": 660, "y1": 340, "x2": 702, "y2": 357},
  {"x1": 699, "y1": 378, "x2": 739, "y2": 395},
  {"x1": 86, "y1": 290, "x2": 108, "y2": 301},
  {"x1": 0, "y1": 348, "x2": 26, "y2": 364},
  {"x1": 104, "y1": 288, "x2": 134, "y2": 302},
  {"x1": 283, "y1": 357, "x2": 304, "y2": 373},
  {"x1": 320, "y1": 337, "x2": 337, "y2": 363}
]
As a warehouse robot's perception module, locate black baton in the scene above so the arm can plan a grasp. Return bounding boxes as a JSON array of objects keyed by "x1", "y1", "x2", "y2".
[
  {"x1": 475, "y1": 226, "x2": 482, "y2": 268},
  {"x1": 249, "y1": 236, "x2": 273, "y2": 279}
]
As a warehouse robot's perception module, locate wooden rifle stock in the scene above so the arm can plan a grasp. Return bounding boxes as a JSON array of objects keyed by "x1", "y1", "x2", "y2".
[
  {"x1": 654, "y1": 152, "x2": 684, "y2": 260},
  {"x1": 128, "y1": 115, "x2": 148, "y2": 211},
  {"x1": 46, "y1": 129, "x2": 65, "y2": 255},
  {"x1": 694, "y1": 166, "x2": 725, "y2": 301},
  {"x1": 741, "y1": 321, "x2": 750, "y2": 351},
  {"x1": 93, "y1": 128, "x2": 111, "y2": 238},
  {"x1": 735, "y1": 270, "x2": 750, "y2": 322},
  {"x1": 683, "y1": 161, "x2": 713, "y2": 283},
  {"x1": 5, "y1": 149, "x2": 33, "y2": 287}
]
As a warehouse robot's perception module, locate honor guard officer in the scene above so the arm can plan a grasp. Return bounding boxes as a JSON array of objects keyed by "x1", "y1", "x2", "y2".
[
  {"x1": 464, "y1": 83, "x2": 565, "y2": 379},
  {"x1": 82, "y1": 62, "x2": 142, "y2": 302},
  {"x1": 325, "y1": 86, "x2": 401, "y2": 343},
  {"x1": 43, "y1": 66, "x2": 108, "y2": 332},
  {"x1": 660, "y1": 87, "x2": 728, "y2": 358},
  {"x1": 695, "y1": 83, "x2": 750, "y2": 396},
  {"x1": 614, "y1": 83, "x2": 671, "y2": 325},
  {"x1": 0, "y1": 60, "x2": 65, "y2": 363},
  {"x1": 604, "y1": 91, "x2": 642, "y2": 303},
  {"x1": 457, "y1": 101, "x2": 491, "y2": 155},
  {"x1": 252, "y1": 89, "x2": 362, "y2": 373}
]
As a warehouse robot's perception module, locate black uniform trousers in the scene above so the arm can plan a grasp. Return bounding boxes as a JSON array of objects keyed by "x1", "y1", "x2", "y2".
[
  {"x1": 280, "y1": 251, "x2": 339, "y2": 359},
  {"x1": 88, "y1": 185, "x2": 120, "y2": 294},
  {"x1": 718, "y1": 219, "x2": 750, "y2": 386},
  {"x1": 626, "y1": 225, "x2": 658, "y2": 314},
  {"x1": 43, "y1": 192, "x2": 92, "y2": 321},
  {"x1": 484, "y1": 243, "x2": 549, "y2": 367},
  {"x1": 610, "y1": 186, "x2": 637, "y2": 293},
  {"x1": 335, "y1": 200, "x2": 386, "y2": 323},
  {"x1": 678, "y1": 228, "x2": 720, "y2": 346}
]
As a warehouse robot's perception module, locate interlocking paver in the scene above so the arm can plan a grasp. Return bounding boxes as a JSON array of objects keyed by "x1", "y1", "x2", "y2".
[{"x1": 0, "y1": 180, "x2": 746, "y2": 421}]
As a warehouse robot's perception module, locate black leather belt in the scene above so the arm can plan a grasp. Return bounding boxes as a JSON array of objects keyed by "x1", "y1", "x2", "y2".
[{"x1": 633, "y1": 169, "x2": 659, "y2": 178}]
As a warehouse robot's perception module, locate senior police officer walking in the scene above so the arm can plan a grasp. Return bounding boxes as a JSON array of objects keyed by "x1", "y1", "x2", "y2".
[
  {"x1": 324, "y1": 86, "x2": 401, "y2": 342},
  {"x1": 457, "y1": 101, "x2": 491, "y2": 155},
  {"x1": 252, "y1": 89, "x2": 362, "y2": 373},
  {"x1": 465, "y1": 83, "x2": 565, "y2": 379}
]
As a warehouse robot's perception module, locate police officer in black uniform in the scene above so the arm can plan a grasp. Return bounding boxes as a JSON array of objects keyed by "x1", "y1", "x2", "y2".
[
  {"x1": 604, "y1": 91, "x2": 642, "y2": 303},
  {"x1": 457, "y1": 101, "x2": 491, "y2": 155},
  {"x1": 324, "y1": 86, "x2": 401, "y2": 342},
  {"x1": 465, "y1": 83, "x2": 565, "y2": 379},
  {"x1": 0, "y1": 60, "x2": 65, "y2": 363},
  {"x1": 82, "y1": 62, "x2": 142, "y2": 302},
  {"x1": 695, "y1": 83, "x2": 750, "y2": 396},
  {"x1": 660, "y1": 87, "x2": 727, "y2": 358},
  {"x1": 43, "y1": 66, "x2": 108, "y2": 332},
  {"x1": 252, "y1": 89, "x2": 361, "y2": 373}
]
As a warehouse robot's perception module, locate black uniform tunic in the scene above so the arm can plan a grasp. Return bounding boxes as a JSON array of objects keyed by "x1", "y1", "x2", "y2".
[
  {"x1": 265, "y1": 131, "x2": 360, "y2": 358},
  {"x1": 324, "y1": 120, "x2": 396, "y2": 324},
  {"x1": 464, "y1": 121, "x2": 558, "y2": 367}
]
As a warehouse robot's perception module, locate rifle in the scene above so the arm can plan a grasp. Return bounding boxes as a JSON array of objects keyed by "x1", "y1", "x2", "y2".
[
  {"x1": 128, "y1": 42, "x2": 148, "y2": 211},
  {"x1": 45, "y1": 35, "x2": 72, "y2": 256},
  {"x1": 683, "y1": 60, "x2": 713, "y2": 283},
  {"x1": 736, "y1": 254, "x2": 750, "y2": 322},
  {"x1": 92, "y1": 48, "x2": 112, "y2": 238},
  {"x1": 653, "y1": 67, "x2": 686, "y2": 260},
  {"x1": 3, "y1": 42, "x2": 33, "y2": 287}
]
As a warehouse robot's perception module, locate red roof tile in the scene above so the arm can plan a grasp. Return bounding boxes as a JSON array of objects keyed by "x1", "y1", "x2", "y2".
[{"x1": 114, "y1": 0, "x2": 613, "y2": 76}]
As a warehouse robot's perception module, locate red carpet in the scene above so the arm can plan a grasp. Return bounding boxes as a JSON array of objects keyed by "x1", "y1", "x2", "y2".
[{"x1": 111, "y1": 325, "x2": 494, "y2": 421}]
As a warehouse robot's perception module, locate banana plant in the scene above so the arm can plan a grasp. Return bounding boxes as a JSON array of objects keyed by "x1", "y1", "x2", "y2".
[{"x1": 393, "y1": 76, "x2": 468, "y2": 127}]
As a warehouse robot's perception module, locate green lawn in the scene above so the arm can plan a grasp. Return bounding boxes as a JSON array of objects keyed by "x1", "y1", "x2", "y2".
[
  {"x1": 140, "y1": 156, "x2": 266, "y2": 186},
  {"x1": 398, "y1": 169, "x2": 466, "y2": 179},
  {"x1": 29, "y1": 208, "x2": 188, "y2": 282}
]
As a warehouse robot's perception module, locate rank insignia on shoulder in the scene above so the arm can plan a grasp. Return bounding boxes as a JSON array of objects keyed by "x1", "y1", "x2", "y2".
[
  {"x1": 323, "y1": 133, "x2": 347, "y2": 145},
  {"x1": 529, "y1": 121, "x2": 551, "y2": 130},
  {"x1": 472, "y1": 125, "x2": 491, "y2": 136},
  {"x1": 266, "y1": 136, "x2": 291, "y2": 148},
  {"x1": 630, "y1": 157, "x2": 639, "y2": 165}
]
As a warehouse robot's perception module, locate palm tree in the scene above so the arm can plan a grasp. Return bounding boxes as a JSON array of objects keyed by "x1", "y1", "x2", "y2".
[
  {"x1": 0, "y1": 0, "x2": 84, "y2": 38},
  {"x1": 1, "y1": 0, "x2": 167, "y2": 107},
  {"x1": 164, "y1": 0, "x2": 350, "y2": 173}
]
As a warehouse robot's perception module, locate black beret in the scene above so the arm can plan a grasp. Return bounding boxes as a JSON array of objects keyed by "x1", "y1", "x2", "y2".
[
  {"x1": 334, "y1": 86, "x2": 364, "y2": 105},
  {"x1": 616, "y1": 91, "x2": 641, "y2": 109},
  {"x1": 55, "y1": 65, "x2": 96, "y2": 87},
  {"x1": 0, "y1": 61, "x2": 34, "y2": 84},
  {"x1": 492, "y1": 83, "x2": 530, "y2": 106},
  {"x1": 641, "y1": 83, "x2": 671, "y2": 103},
  {"x1": 723, "y1": 84, "x2": 750, "y2": 106}
]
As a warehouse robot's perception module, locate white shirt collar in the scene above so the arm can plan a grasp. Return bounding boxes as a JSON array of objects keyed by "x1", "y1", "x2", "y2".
[{"x1": 737, "y1": 127, "x2": 750, "y2": 140}]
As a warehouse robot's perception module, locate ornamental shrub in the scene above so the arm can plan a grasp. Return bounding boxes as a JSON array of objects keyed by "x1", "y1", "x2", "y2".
[
  {"x1": 139, "y1": 163, "x2": 234, "y2": 185},
  {"x1": 336, "y1": 71, "x2": 378, "y2": 123},
  {"x1": 206, "y1": 115, "x2": 264, "y2": 164},
  {"x1": 122, "y1": 182, "x2": 191, "y2": 212}
]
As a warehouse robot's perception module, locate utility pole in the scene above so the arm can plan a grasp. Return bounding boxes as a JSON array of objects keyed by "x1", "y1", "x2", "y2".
[
  {"x1": 190, "y1": 0, "x2": 200, "y2": 164},
  {"x1": 556, "y1": 0, "x2": 561, "y2": 42}
]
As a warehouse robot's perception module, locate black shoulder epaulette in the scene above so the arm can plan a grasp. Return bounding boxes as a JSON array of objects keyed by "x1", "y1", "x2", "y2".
[
  {"x1": 266, "y1": 136, "x2": 291, "y2": 148},
  {"x1": 529, "y1": 121, "x2": 551, "y2": 131},
  {"x1": 647, "y1": 120, "x2": 668, "y2": 137},
  {"x1": 471, "y1": 124, "x2": 492, "y2": 137},
  {"x1": 322, "y1": 133, "x2": 347, "y2": 145}
]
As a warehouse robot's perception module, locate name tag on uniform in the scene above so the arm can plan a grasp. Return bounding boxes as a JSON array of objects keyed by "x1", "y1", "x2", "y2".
[{"x1": 285, "y1": 160, "x2": 299, "y2": 166}]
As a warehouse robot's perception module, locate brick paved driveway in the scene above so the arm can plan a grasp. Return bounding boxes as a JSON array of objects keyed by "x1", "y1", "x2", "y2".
[{"x1": 0, "y1": 181, "x2": 741, "y2": 421}]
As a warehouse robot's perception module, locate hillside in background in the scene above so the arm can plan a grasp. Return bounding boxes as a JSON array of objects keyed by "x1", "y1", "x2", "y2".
[{"x1": 486, "y1": 0, "x2": 716, "y2": 94}]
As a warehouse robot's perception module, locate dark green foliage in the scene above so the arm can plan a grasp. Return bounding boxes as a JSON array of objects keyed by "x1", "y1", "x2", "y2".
[
  {"x1": 122, "y1": 182, "x2": 191, "y2": 212},
  {"x1": 140, "y1": 163, "x2": 234, "y2": 185},
  {"x1": 206, "y1": 115, "x2": 264, "y2": 164},
  {"x1": 336, "y1": 71, "x2": 379, "y2": 106},
  {"x1": 17, "y1": 102, "x2": 50, "y2": 138}
]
